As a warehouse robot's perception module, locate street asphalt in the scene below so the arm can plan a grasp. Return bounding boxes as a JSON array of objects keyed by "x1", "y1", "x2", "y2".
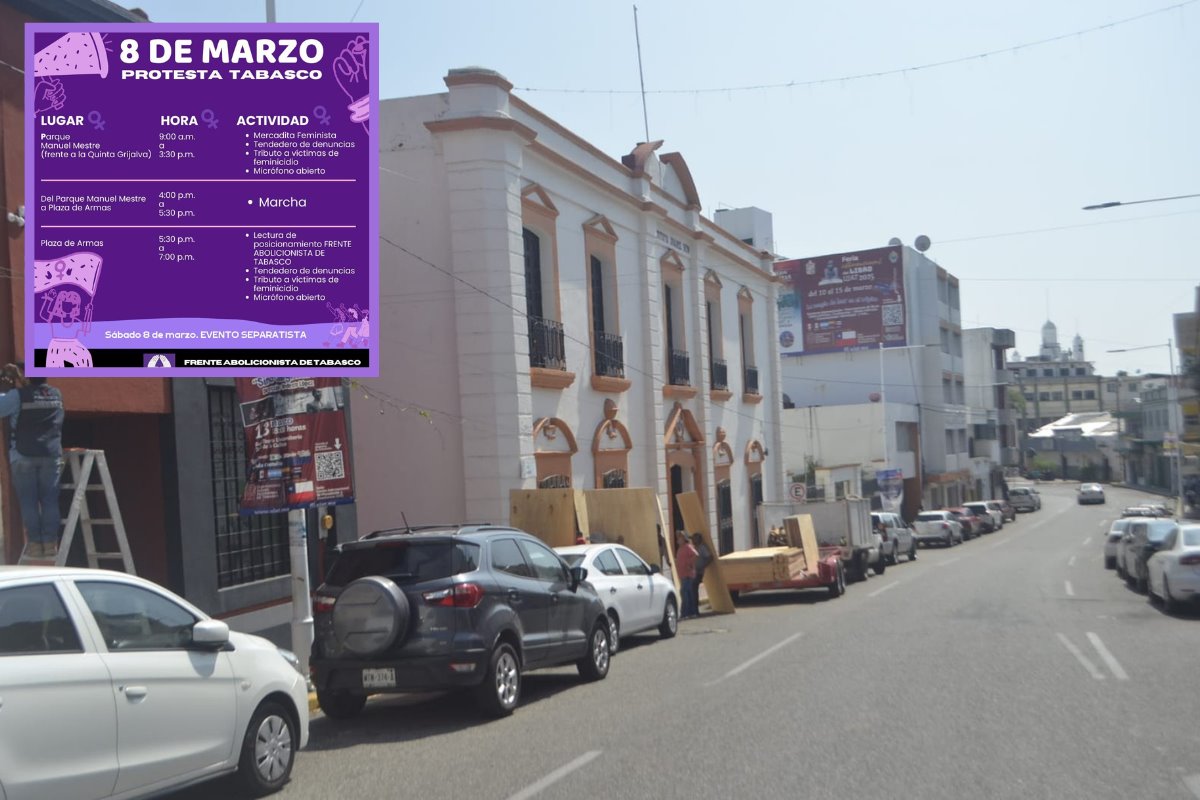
[{"x1": 168, "y1": 483, "x2": 1200, "y2": 800}]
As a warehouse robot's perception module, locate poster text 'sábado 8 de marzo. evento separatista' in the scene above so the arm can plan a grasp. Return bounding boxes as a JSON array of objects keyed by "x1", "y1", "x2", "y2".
[{"x1": 25, "y1": 24, "x2": 379, "y2": 376}]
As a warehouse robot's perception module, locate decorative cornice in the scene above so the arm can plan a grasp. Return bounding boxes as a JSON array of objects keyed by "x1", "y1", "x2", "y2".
[
  {"x1": 444, "y1": 69, "x2": 513, "y2": 93},
  {"x1": 710, "y1": 389, "x2": 733, "y2": 403},
  {"x1": 425, "y1": 116, "x2": 537, "y2": 143},
  {"x1": 663, "y1": 384, "x2": 699, "y2": 400},
  {"x1": 742, "y1": 392, "x2": 764, "y2": 405}
]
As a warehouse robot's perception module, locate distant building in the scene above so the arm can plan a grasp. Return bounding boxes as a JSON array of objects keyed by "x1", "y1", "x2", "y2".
[{"x1": 1028, "y1": 412, "x2": 1120, "y2": 482}]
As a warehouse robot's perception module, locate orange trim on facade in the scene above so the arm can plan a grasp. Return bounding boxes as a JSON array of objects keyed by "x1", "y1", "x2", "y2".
[
  {"x1": 531, "y1": 368, "x2": 576, "y2": 390},
  {"x1": 663, "y1": 384, "x2": 699, "y2": 400},
  {"x1": 742, "y1": 392, "x2": 764, "y2": 405},
  {"x1": 710, "y1": 389, "x2": 733, "y2": 402},
  {"x1": 533, "y1": 416, "x2": 578, "y2": 486},
  {"x1": 659, "y1": 152, "x2": 701, "y2": 210},
  {"x1": 592, "y1": 400, "x2": 633, "y2": 488},
  {"x1": 591, "y1": 375, "x2": 632, "y2": 394}
]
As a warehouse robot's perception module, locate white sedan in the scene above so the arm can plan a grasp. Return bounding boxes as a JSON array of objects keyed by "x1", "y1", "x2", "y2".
[
  {"x1": 556, "y1": 544, "x2": 678, "y2": 652},
  {"x1": 0, "y1": 567, "x2": 309, "y2": 800},
  {"x1": 1147, "y1": 524, "x2": 1200, "y2": 614}
]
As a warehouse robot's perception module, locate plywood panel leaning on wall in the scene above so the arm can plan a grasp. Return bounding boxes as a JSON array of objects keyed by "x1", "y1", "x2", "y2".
[{"x1": 675, "y1": 491, "x2": 734, "y2": 614}]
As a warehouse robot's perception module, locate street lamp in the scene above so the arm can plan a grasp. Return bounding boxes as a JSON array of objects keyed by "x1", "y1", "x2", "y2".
[
  {"x1": 1082, "y1": 193, "x2": 1200, "y2": 211},
  {"x1": 1106, "y1": 341, "x2": 1182, "y2": 514}
]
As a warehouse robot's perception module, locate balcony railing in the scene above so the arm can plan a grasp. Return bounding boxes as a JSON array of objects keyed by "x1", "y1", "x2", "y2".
[
  {"x1": 711, "y1": 358, "x2": 728, "y2": 390},
  {"x1": 594, "y1": 330, "x2": 625, "y2": 378},
  {"x1": 744, "y1": 365, "x2": 760, "y2": 395},
  {"x1": 668, "y1": 349, "x2": 690, "y2": 386},
  {"x1": 528, "y1": 316, "x2": 566, "y2": 370}
]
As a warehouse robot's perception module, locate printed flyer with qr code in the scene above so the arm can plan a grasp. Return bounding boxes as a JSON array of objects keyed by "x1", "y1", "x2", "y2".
[
  {"x1": 24, "y1": 23, "x2": 379, "y2": 376},
  {"x1": 235, "y1": 377, "x2": 354, "y2": 513}
]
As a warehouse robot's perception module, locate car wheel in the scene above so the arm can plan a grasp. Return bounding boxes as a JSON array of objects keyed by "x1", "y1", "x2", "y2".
[
  {"x1": 1104, "y1": 555, "x2": 1116, "y2": 570},
  {"x1": 886, "y1": 544, "x2": 898, "y2": 566},
  {"x1": 659, "y1": 597, "x2": 678, "y2": 639},
  {"x1": 477, "y1": 642, "x2": 521, "y2": 718},
  {"x1": 1135, "y1": 571, "x2": 1148, "y2": 594},
  {"x1": 577, "y1": 621, "x2": 611, "y2": 681},
  {"x1": 1162, "y1": 577, "x2": 1175, "y2": 614},
  {"x1": 316, "y1": 689, "x2": 366, "y2": 720},
  {"x1": 607, "y1": 612, "x2": 621, "y2": 655},
  {"x1": 828, "y1": 563, "x2": 845, "y2": 598},
  {"x1": 873, "y1": 555, "x2": 886, "y2": 576},
  {"x1": 237, "y1": 700, "x2": 296, "y2": 797}
]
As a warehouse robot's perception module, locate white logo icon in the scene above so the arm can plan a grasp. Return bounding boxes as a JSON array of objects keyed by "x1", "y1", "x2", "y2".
[{"x1": 146, "y1": 354, "x2": 172, "y2": 368}]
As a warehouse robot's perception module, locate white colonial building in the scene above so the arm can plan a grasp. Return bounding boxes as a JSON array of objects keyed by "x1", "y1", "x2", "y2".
[{"x1": 352, "y1": 68, "x2": 785, "y2": 553}]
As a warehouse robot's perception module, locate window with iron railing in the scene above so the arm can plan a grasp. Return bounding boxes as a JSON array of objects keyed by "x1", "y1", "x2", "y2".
[
  {"x1": 528, "y1": 316, "x2": 566, "y2": 370},
  {"x1": 594, "y1": 330, "x2": 625, "y2": 378},
  {"x1": 744, "y1": 365, "x2": 760, "y2": 395},
  {"x1": 669, "y1": 349, "x2": 690, "y2": 386},
  {"x1": 601, "y1": 469, "x2": 627, "y2": 489},
  {"x1": 711, "y1": 358, "x2": 728, "y2": 390},
  {"x1": 207, "y1": 386, "x2": 289, "y2": 589}
]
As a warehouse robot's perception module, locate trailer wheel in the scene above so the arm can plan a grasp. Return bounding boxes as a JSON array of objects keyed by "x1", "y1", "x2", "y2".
[{"x1": 827, "y1": 564, "x2": 845, "y2": 598}]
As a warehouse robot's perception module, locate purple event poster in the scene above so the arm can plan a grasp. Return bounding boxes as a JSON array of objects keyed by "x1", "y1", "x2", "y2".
[{"x1": 24, "y1": 24, "x2": 379, "y2": 377}]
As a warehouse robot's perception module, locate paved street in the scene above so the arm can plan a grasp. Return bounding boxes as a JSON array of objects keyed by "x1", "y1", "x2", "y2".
[{"x1": 171, "y1": 483, "x2": 1200, "y2": 800}]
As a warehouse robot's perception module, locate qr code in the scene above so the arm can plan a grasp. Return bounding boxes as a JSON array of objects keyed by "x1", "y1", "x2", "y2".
[
  {"x1": 315, "y1": 451, "x2": 345, "y2": 482},
  {"x1": 881, "y1": 304, "x2": 903, "y2": 326}
]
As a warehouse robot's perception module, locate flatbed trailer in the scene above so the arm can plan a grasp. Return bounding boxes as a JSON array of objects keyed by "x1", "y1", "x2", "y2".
[{"x1": 723, "y1": 546, "x2": 846, "y2": 601}]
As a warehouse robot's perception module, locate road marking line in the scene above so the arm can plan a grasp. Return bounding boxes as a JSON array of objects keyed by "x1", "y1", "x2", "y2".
[
  {"x1": 1068, "y1": 555, "x2": 1077, "y2": 567},
  {"x1": 1057, "y1": 633, "x2": 1105, "y2": 680},
  {"x1": 1183, "y1": 774, "x2": 1200, "y2": 799},
  {"x1": 868, "y1": 581, "x2": 901, "y2": 598},
  {"x1": 706, "y1": 631, "x2": 804, "y2": 686},
  {"x1": 935, "y1": 556, "x2": 961, "y2": 567},
  {"x1": 1087, "y1": 632, "x2": 1129, "y2": 681},
  {"x1": 1082, "y1": 537, "x2": 1092, "y2": 546},
  {"x1": 1065, "y1": 581, "x2": 1075, "y2": 597},
  {"x1": 506, "y1": 751, "x2": 603, "y2": 800}
]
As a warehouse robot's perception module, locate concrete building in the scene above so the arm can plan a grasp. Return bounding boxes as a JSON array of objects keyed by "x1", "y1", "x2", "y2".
[
  {"x1": 1028, "y1": 412, "x2": 1120, "y2": 482},
  {"x1": 963, "y1": 326, "x2": 1019, "y2": 494},
  {"x1": 776, "y1": 245, "x2": 986, "y2": 512},
  {"x1": 353, "y1": 68, "x2": 785, "y2": 554}
]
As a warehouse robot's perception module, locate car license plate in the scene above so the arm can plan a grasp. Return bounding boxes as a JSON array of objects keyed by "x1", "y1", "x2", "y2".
[{"x1": 362, "y1": 668, "x2": 395, "y2": 689}]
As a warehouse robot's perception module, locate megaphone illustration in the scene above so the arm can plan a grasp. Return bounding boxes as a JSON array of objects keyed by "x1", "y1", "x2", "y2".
[{"x1": 34, "y1": 32, "x2": 109, "y2": 78}]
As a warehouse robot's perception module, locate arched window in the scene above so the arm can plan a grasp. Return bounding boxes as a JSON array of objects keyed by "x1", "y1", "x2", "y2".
[{"x1": 532, "y1": 417, "x2": 577, "y2": 488}]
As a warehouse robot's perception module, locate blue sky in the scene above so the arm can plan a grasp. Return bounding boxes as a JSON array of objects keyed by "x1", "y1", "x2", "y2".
[{"x1": 120, "y1": 0, "x2": 1199, "y2": 376}]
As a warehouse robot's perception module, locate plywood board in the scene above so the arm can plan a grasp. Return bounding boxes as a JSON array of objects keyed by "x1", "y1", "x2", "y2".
[
  {"x1": 581, "y1": 488, "x2": 664, "y2": 571},
  {"x1": 718, "y1": 547, "x2": 805, "y2": 584},
  {"x1": 784, "y1": 515, "x2": 821, "y2": 573},
  {"x1": 676, "y1": 491, "x2": 735, "y2": 614},
  {"x1": 509, "y1": 489, "x2": 583, "y2": 549}
]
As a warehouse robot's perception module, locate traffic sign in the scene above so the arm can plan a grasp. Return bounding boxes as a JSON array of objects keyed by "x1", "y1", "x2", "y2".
[{"x1": 789, "y1": 482, "x2": 807, "y2": 501}]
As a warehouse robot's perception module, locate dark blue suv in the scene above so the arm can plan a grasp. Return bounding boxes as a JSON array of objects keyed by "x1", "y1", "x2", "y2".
[{"x1": 311, "y1": 525, "x2": 611, "y2": 718}]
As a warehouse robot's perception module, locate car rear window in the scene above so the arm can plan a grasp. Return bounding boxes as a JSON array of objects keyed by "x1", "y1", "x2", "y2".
[
  {"x1": 1145, "y1": 520, "x2": 1177, "y2": 543},
  {"x1": 1011, "y1": 489, "x2": 1029, "y2": 496},
  {"x1": 326, "y1": 540, "x2": 480, "y2": 587},
  {"x1": 916, "y1": 513, "x2": 943, "y2": 521}
]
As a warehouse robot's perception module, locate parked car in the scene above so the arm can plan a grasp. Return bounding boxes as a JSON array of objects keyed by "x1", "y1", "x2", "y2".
[
  {"x1": 870, "y1": 512, "x2": 916, "y2": 563},
  {"x1": 1117, "y1": 518, "x2": 1178, "y2": 593},
  {"x1": 0, "y1": 566, "x2": 308, "y2": 800},
  {"x1": 1008, "y1": 487, "x2": 1039, "y2": 513},
  {"x1": 1077, "y1": 483, "x2": 1106, "y2": 505},
  {"x1": 555, "y1": 543, "x2": 678, "y2": 652},
  {"x1": 311, "y1": 525, "x2": 612, "y2": 719},
  {"x1": 1147, "y1": 524, "x2": 1200, "y2": 613},
  {"x1": 1104, "y1": 519, "x2": 1132, "y2": 569},
  {"x1": 950, "y1": 505, "x2": 990, "y2": 536},
  {"x1": 963, "y1": 501, "x2": 1004, "y2": 531},
  {"x1": 912, "y1": 511, "x2": 963, "y2": 547}
]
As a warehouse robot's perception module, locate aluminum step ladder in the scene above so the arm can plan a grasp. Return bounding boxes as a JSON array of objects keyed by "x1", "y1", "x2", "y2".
[{"x1": 19, "y1": 448, "x2": 136, "y2": 573}]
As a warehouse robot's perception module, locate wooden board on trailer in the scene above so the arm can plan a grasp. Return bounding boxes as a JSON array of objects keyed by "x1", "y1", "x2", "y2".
[
  {"x1": 717, "y1": 547, "x2": 806, "y2": 584},
  {"x1": 783, "y1": 514, "x2": 821, "y2": 573},
  {"x1": 676, "y1": 491, "x2": 734, "y2": 614}
]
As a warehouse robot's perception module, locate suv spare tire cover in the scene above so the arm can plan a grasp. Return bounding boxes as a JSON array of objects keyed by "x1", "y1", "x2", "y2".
[{"x1": 332, "y1": 575, "x2": 410, "y2": 657}]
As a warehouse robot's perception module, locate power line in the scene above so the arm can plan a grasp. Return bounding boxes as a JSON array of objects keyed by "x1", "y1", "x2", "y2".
[{"x1": 515, "y1": 0, "x2": 1197, "y2": 96}]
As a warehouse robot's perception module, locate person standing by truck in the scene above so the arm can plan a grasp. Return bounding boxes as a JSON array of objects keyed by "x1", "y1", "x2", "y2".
[{"x1": 0, "y1": 363, "x2": 65, "y2": 559}]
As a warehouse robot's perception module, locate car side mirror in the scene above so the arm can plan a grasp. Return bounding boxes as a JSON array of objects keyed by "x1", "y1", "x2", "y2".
[
  {"x1": 649, "y1": 564, "x2": 661, "y2": 575},
  {"x1": 191, "y1": 619, "x2": 230, "y2": 649},
  {"x1": 569, "y1": 565, "x2": 587, "y2": 591}
]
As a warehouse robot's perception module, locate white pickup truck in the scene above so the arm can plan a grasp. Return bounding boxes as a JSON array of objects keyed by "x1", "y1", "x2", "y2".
[
  {"x1": 758, "y1": 499, "x2": 883, "y2": 582},
  {"x1": 912, "y1": 510, "x2": 964, "y2": 548}
]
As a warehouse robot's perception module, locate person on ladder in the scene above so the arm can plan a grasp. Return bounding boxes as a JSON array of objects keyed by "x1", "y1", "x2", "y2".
[{"x1": 0, "y1": 363, "x2": 65, "y2": 559}]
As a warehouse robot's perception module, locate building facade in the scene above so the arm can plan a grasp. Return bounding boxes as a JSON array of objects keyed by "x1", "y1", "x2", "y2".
[{"x1": 353, "y1": 68, "x2": 785, "y2": 553}]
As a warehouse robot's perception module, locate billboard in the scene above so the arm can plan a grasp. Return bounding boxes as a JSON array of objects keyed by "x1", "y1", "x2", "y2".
[
  {"x1": 775, "y1": 246, "x2": 906, "y2": 356},
  {"x1": 25, "y1": 24, "x2": 379, "y2": 376},
  {"x1": 235, "y1": 377, "x2": 355, "y2": 514}
]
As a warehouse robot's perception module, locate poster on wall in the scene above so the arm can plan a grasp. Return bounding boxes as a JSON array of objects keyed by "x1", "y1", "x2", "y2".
[
  {"x1": 876, "y1": 468, "x2": 904, "y2": 514},
  {"x1": 775, "y1": 245, "x2": 906, "y2": 356},
  {"x1": 235, "y1": 377, "x2": 355, "y2": 514},
  {"x1": 24, "y1": 23, "x2": 378, "y2": 376}
]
